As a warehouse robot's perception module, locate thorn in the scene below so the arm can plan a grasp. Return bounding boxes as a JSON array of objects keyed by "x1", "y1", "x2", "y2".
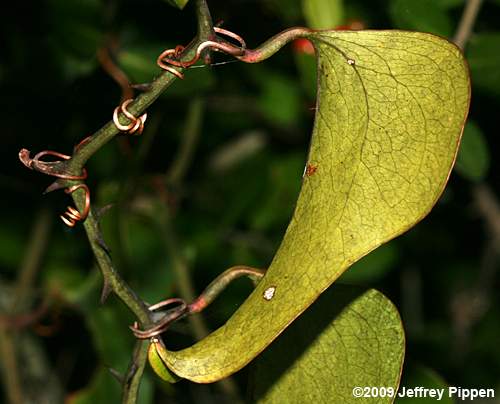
[
  {"x1": 100, "y1": 278, "x2": 112, "y2": 304},
  {"x1": 18, "y1": 149, "x2": 85, "y2": 180},
  {"x1": 43, "y1": 180, "x2": 66, "y2": 194},
  {"x1": 131, "y1": 83, "x2": 153, "y2": 92},
  {"x1": 125, "y1": 363, "x2": 138, "y2": 387},
  {"x1": 95, "y1": 203, "x2": 114, "y2": 220},
  {"x1": 107, "y1": 367, "x2": 124, "y2": 384},
  {"x1": 95, "y1": 232, "x2": 111, "y2": 255}
]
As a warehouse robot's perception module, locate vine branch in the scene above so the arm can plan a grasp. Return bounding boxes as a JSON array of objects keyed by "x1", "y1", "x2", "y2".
[
  {"x1": 17, "y1": 1, "x2": 215, "y2": 402},
  {"x1": 18, "y1": 0, "x2": 314, "y2": 401},
  {"x1": 68, "y1": 0, "x2": 217, "y2": 325}
]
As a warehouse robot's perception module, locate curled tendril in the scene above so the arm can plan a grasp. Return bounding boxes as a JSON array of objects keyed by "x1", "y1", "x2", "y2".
[
  {"x1": 157, "y1": 27, "x2": 247, "y2": 79},
  {"x1": 131, "y1": 298, "x2": 188, "y2": 339},
  {"x1": 157, "y1": 46, "x2": 186, "y2": 79},
  {"x1": 18, "y1": 148, "x2": 91, "y2": 227},
  {"x1": 60, "y1": 184, "x2": 90, "y2": 227},
  {"x1": 131, "y1": 266, "x2": 264, "y2": 339},
  {"x1": 213, "y1": 27, "x2": 247, "y2": 50},
  {"x1": 19, "y1": 149, "x2": 87, "y2": 180},
  {"x1": 113, "y1": 99, "x2": 147, "y2": 135}
]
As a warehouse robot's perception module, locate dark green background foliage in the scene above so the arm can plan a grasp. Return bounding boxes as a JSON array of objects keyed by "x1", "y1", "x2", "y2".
[{"x1": 0, "y1": 0, "x2": 498, "y2": 403}]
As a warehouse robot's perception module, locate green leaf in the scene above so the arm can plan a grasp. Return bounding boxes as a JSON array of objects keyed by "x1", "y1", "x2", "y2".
[
  {"x1": 0, "y1": 220, "x2": 24, "y2": 269},
  {"x1": 148, "y1": 339, "x2": 182, "y2": 383},
  {"x1": 434, "y1": 0, "x2": 464, "y2": 8},
  {"x1": 294, "y1": 50, "x2": 317, "y2": 98},
  {"x1": 47, "y1": 0, "x2": 104, "y2": 80},
  {"x1": 249, "y1": 285, "x2": 404, "y2": 403},
  {"x1": 250, "y1": 153, "x2": 305, "y2": 231},
  {"x1": 389, "y1": 0, "x2": 453, "y2": 36},
  {"x1": 118, "y1": 44, "x2": 167, "y2": 84},
  {"x1": 264, "y1": 0, "x2": 304, "y2": 24},
  {"x1": 163, "y1": 0, "x2": 189, "y2": 10},
  {"x1": 153, "y1": 30, "x2": 469, "y2": 382},
  {"x1": 87, "y1": 306, "x2": 133, "y2": 369},
  {"x1": 257, "y1": 72, "x2": 302, "y2": 126},
  {"x1": 454, "y1": 121, "x2": 490, "y2": 181},
  {"x1": 302, "y1": 0, "x2": 344, "y2": 29},
  {"x1": 467, "y1": 33, "x2": 500, "y2": 96},
  {"x1": 67, "y1": 367, "x2": 121, "y2": 404},
  {"x1": 67, "y1": 367, "x2": 154, "y2": 404},
  {"x1": 42, "y1": 263, "x2": 100, "y2": 307},
  {"x1": 117, "y1": 42, "x2": 216, "y2": 97}
]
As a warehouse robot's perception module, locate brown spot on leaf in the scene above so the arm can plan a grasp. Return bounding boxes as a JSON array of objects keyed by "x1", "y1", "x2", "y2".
[{"x1": 305, "y1": 164, "x2": 318, "y2": 177}]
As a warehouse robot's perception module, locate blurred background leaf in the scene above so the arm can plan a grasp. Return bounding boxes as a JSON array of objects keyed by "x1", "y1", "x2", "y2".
[
  {"x1": 455, "y1": 121, "x2": 490, "y2": 182},
  {"x1": 467, "y1": 33, "x2": 500, "y2": 96},
  {"x1": 396, "y1": 364, "x2": 453, "y2": 404},
  {"x1": 302, "y1": 0, "x2": 344, "y2": 29},
  {"x1": 339, "y1": 241, "x2": 399, "y2": 284},
  {"x1": 46, "y1": 0, "x2": 104, "y2": 80},
  {"x1": 163, "y1": 0, "x2": 190, "y2": 10},
  {"x1": 389, "y1": 0, "x2": 453, "y2": 36}
]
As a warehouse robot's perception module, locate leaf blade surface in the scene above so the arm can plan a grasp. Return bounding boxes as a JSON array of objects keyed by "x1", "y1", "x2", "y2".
[
  {"x1": 250, "y1": 285, "x2": 405, "y2": 404},
  {"x1": 158, "y1": 30, "x2": 469, "y2": 382}
]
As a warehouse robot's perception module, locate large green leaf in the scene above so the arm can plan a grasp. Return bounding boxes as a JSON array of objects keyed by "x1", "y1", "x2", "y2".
[
  {"x1": 156, "y1": 30, "x2": 469, "y2": 382},
  {"x1": 249, "y1": 285, "x2": 404, "y2": 403}
]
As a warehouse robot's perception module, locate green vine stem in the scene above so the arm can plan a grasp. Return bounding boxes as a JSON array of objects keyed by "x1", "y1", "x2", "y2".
[
  {"x1": 18, "y1": 0, "x2": 319, "y2": 402},
  {"x1": 131, "y1": 265, "x2": 265, "y2": 339},
  {"x1": 236, "y1": 27, "x2": 312, "y2": 63},
  {"x1": 72, "y1": 0, "x2": 216, "y2": 326},
  {"x1": 121, "y1": 2, "x2": 215, "y2": 402},
  {"x1": 122, "y1": 340, "x2": 149, "y2": 404},
  {"x1": 188, "y1": 266, "x2": 265, "y2": 314},
  {"x1": 62, "y1": 23, "x2": 312, "y2": 328}
]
